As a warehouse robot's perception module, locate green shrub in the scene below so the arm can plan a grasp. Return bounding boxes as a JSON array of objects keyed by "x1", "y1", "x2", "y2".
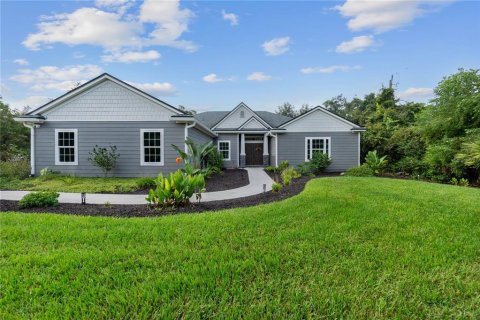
[
  {"x1": 205, "y1": 147, "x2": 224, "y2": 172},
  {"x1": 39, "y1": 167, "x2": 57, "y2": 180},
  {"x1": 344, "y1": 165, "x2": 374, "y2": 177},
  {"x1": 0, "y1": 159, "x2": 30, "y2": 179},
  {"x1": 296, "y1": 163, "x2": 313, "y2": 176},
  {"x1": 309, "y1": 152, "x2": 331, "y2": 174},
  {"x1": 19, "y1": 191, "x2": 59, "y2": 208},
  {"x1": 265, "y1": 165, "x2": 276, "y2": 172},
  {"x1": 146, "y1": 170, "x2": 206, "y2": 208},
  {"x1": 88, "y1": 145, "x2": 120, "y2": 177},
  {"x1": 136, "y1": 177, "x2": 156, "y2": 189},
  {"x1": 271, "y1": 182, "x2": 282, "y2": 192},
  {"x1": 281, "y1": 167, "x2": 301, "y2": 186},
  {"x1": 365, "y1": 150, "x2": 388, "y2": 174},
  {"x1": 459, "y1": 178, "x2": 470, "y2": 187},
  {"x1": 278, "y1": 160, "x2": 290, "y2": 172},
  {"x1": 391, "y1": 157, "x2": 426, "y2": 175}
]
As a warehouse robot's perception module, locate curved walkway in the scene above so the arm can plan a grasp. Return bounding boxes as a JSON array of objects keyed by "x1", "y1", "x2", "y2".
[{"x1": 0, "y1": 168, "x2": 274, "y2": 205}]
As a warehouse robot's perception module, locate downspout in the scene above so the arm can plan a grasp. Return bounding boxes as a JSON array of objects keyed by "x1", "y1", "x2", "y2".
[
  {"x1": 23, "y1": 123, "x2": 38, "y2": 176},
  {"x1": 268, "y1": 132, "x2": 278, "y2": 167},
  {"x1": 184, "y1": 121, "x2": 196, "y2": 152}
]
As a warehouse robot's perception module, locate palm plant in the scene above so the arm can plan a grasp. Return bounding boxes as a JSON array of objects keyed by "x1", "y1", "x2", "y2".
[
  {"x1": 365, "y1": 150, "x2": 388, "y2": 174},
  {"x1": 172, "y1": 138, "x2": 216, "y2": 170}
]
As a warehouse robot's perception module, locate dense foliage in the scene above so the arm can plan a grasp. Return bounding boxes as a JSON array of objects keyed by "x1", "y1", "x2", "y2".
[
  {"x1": 172, "y1": 138, "x2": 219, "y2": 177},
  {"x1": 19, "y1": 191, "x2": 59, "y2": 208},
  {"x1": 146, "y1": 169, "x2": 205, "y2": 208},
  {"x1": 321, "y1": 68, "x2": 480, "y2": 184},
  {"x1": 0, "y1": 159, "x2": 30, "y2": 179},
  {"x1": 88, "y1": 145, "x2": 120, "y2": 177},
  {"x1": 0, "y1": 98, "x2": 30, "y2": 161}
]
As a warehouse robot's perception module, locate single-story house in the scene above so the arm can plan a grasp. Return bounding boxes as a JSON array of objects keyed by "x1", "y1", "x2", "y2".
[{"x1": 15, "y1": 73, "x2": 366, "y2": 177}]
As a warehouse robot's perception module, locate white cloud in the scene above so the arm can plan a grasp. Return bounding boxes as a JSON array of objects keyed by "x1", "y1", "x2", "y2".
[
  {"x1": 139, "y1": 0, "x2": 196, "y2": 52},
  {"x1": 14, "y1": 58, "x2": 29, "y2": 66},
  {"x1": 246, "y1": 72, "x2": 272, "y2": 82},
  {"x1": 73, "y1": 51, "x2": 85, "y2": 59},
  {"x1": 222, "y1": 10, "x2": 238, "y2": 26},
  {"x1": 399, "y1": 87, "x2": 434, "y2": 99},
  {"x1": 23, "y1": 0, "x2": 195, "y2": 54},
  {"x1": 336, "y1": 35, "x2": 377, "y2": 53},
  {"x1": 127, "y1": 81, "x2": 176, "y2": 95},
  {"x1": 8, "y1": 95, "x2": 51, "y2": 110},
  {"x1": 300, "y1": 65, "x2": 362, "y2": 74},
  {"x1": 262, "y1": 37, "x2": 290, "y2": 56},
  {"x1": 102, "y1": 50, "x2": 161, "y2": 63},
  {"x1": 10, "y1": 64, "x2": 103, "y2": 92},
  {"x1": 202, "y1": 74, "x2": 223, "y2": 83},
  {"x1": 95, "y1": 0, "x2": 133, "y2": 14},
  {"x1": 335, "y1": 0, "x2": 453, "y2": 33}
]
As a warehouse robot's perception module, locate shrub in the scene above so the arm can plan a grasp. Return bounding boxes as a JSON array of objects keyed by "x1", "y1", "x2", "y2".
[
  {"x1": 344, "y1": 165, "x2": 374, "y2": 177},
  {"x1": 0, "y1": 159, "x2": 30, "y2": 179},
  {"x1": 265, "y1": 165, "x2": 276, "y2": 172},
  {"x1": 278, "y1": 160, "x2": 290, "y2": 172},
  {"x1": 271, "y1": 182, "x2": 281, "y2": 192},
  {"x1": 206, "y1": 147, "x2": 224, "y2": 171},
  {"x1": 88, "y1": 145, "x2": 120, "y2": 177},
  {"x1": 281, "y1": 167, "x2": 301, "y2": 186},
  {"x1": 136, "y1": 177, "x2": 156, "y2": 189},
  {"x1": 39, "y1": 167, "x2": 57, "y2": 180},
  {"x1": 459, "y1": 178, "x2": 470, "y2": 187},
  {"x1": 146, "y1": 169, "x2": 206, "y2": 208},
  {"x1": 391, "y1": 157, "x2": 426, "y2": 176},
  {"x1": 296, "y1": 163, "x2": 313, "y2": 176},
  {"x1": 19, "y1": 191, "x2": 59, "y2": 208},
  {"x1": 172, "y1": 139, "x2": 216, "y2": 171},
  {"x1": 309, "y1": 152, "x2": 331, "y2": 174},
  {"x1": 365, "y1": 150, "x2": 388, "y2": 174}
]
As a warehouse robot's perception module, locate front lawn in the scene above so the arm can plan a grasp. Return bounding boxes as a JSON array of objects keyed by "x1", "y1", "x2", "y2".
[
  {"x1": 0, "y1": 176, "x2": 145, "y2": 193},
  {"x1": 1, "y1": 177, "x2": 479, "y2": 318}
]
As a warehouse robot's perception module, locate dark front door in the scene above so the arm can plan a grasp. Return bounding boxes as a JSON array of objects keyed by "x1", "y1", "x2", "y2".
[{"x1": 246, "y1": 143, "x2": 263, "y2": 166}]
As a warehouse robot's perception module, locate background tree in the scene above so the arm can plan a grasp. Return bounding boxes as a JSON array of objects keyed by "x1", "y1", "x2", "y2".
[
  {"x1": 276, "y1": 102, "x2": 297, "y2": 117},
  {"x1": 0, "y1": 98, "x2": 30, "y2": 160}
]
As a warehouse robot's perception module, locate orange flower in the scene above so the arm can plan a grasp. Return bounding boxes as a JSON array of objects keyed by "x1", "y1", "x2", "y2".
[{"x1": 175, "y1": 156, "x2": 183, "y2": 165}]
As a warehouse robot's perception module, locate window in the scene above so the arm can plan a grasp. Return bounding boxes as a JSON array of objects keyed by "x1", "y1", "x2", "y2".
[
  {"x1": 141, "y1": 129, "x2": 164, "y2": 166},
  {"x1": 240, "y1": 110, "x2": 245, "y2": 118},
  {"x1": 218, "y1": 140, "x2": 231, "y2": 161},
  {"x1": 55, "y1": 129, "x2": 78, "y2": 165},
  {"x1": 305, "y1": 137, "x2": 330, "y2": 161}
]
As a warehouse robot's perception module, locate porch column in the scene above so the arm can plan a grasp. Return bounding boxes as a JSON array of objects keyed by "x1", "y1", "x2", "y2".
[
  {"x1": 240, "y1": 134, "x2": 246, "y2": 167},
  {"x1": 263, "y1": 133, "x2": 269, "y2": 166}
]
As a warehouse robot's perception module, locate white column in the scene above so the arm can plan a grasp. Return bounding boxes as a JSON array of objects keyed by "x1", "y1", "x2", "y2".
[
  {"x1": 263, "y1": 133, "x2": 269, "y2": 155},
  {"x1": 240, "y1": 134, "x2": 246, "y2": 155}
]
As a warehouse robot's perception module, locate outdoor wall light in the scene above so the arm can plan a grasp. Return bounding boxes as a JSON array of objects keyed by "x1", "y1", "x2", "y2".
[{"x1": 81, "y1": 192, "x2": 86, "y2": 205}]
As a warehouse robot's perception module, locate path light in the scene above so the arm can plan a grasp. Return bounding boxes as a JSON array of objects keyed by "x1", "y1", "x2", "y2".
[
  {"x1": 263, "y1": 184, "x2": 266, "y2": 193},
  {"x1": 81, "y1": 192, "x2": 86, "y2": 205}
]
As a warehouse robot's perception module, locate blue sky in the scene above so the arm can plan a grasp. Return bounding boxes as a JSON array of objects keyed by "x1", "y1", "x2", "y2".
[{"x1": 1, "y1": 0, "x2": 479, "y2": 112}]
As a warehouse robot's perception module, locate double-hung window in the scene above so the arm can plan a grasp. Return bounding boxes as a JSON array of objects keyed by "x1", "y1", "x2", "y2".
[
  {"x1": 218, "y1": 140, "x2": 231, "y2": 161},
  {"x1": 55, "y1": 129, "x2": 78, "y2": 165},
  {"x1": 141, "y1": 129, "x2": 164, "y2": 166},
  {"x1": 305, "y1": 137, "x2": 330, "y2": 161}
]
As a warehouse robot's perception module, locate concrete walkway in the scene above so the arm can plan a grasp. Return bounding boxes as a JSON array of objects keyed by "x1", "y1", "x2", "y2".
[{"x1": 0, "y1": 168, "x2": 274, "y2": 205}]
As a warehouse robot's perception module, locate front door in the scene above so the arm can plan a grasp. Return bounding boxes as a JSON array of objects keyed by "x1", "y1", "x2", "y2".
[{"x1": 246, "y1": 143, "x2": 263, "y2": 166}]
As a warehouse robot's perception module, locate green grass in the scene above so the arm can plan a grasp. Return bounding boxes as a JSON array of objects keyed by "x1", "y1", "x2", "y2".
[
  {"x1": 0, "y1": 176, "x2": 147, "y2": 193},
  {"x1": 1, "y1": 177, "x2": 479, "y2": 319}
]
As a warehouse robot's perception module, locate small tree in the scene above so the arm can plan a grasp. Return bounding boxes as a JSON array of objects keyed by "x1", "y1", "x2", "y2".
[{"x1": 88, "y1": 145, "x2": 120, "y2": 177}]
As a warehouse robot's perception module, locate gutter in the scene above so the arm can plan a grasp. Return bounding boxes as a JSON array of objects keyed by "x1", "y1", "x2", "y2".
[{"x1": 184, "y1": 121, "x2": 196, "y2": 152}]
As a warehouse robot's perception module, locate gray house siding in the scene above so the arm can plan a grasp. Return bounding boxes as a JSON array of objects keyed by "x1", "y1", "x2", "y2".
[
  {"x1": 216, "y1": 133, "x2": 239, "y2": 168},
  {"x1": 35, "y1": 121, "x2": 185, "y2": 177},
  {"x1": 277, "y1": 132, "x2": 359, "y2": 172},
  {"x1": 189, "y1": 127, "x2": 212, "y2": 146}
]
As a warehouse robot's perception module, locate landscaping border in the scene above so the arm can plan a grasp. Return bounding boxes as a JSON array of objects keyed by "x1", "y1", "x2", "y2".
[{"x1": 0, "y1": 175, "x2": 315, "y2": 218}]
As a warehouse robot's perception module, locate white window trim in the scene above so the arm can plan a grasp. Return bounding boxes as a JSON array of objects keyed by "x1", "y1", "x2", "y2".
[
  {"x1": 305, "y1": 137, "x2": 331, "y2": 161},
  {"x1": 217, "y1": 140, "x2": 231, "y2": 161},
  {"x1": 140, "y1": 129, "x2": 164, "y2": 166},
  {"x1": 55, "y1": 129, "x2": 78, "y2": 166}
]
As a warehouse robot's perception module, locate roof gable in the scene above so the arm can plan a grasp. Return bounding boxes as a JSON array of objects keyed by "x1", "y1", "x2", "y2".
[
  {"x1": 238, "y1": 116, "x2": 268, "y2": 130},
  {"x1": 212, "y1": 103, "x2": 271, "y2": 130},
  {"x1": 29, "y1": 73, "x2": 183, "y2": 119},
  {"x1": 280, "y1": 107, "x2": 361, "y2": 132}
]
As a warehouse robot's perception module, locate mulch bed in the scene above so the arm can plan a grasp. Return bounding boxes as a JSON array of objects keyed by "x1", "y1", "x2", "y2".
[
  {"x1": 0, "y1": 176, "x2": 313, "y2": 218},
  {"x1": 205, "y1": 169, "x2": 249, "y2": 192}
]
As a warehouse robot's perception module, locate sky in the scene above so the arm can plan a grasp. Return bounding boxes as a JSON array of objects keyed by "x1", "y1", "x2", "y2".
[{"x1": 1, "y1": 0, "x2": 479, "y2": 112}]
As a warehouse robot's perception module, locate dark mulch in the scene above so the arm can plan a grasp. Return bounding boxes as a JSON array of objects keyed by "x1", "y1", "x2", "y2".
[
  {"x1": 0, "y1": 176, "x2": 313, "y2": 218},
  {"x1": 205, "y1": 169, "x2": 249, "y2": 192},
  {"x1": 265, "y1": 169, "x2": 341, "y2": 183}
]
